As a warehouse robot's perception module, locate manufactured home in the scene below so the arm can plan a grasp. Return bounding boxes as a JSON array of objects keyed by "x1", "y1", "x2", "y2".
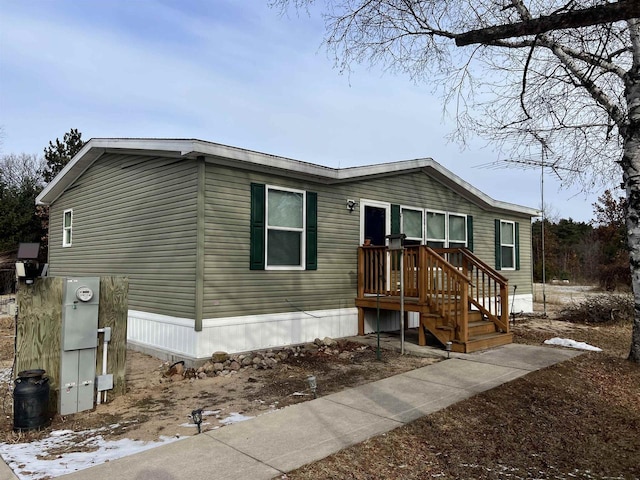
[{"x1": 36, "y1": 138, "x2": 537, "y2": 361}]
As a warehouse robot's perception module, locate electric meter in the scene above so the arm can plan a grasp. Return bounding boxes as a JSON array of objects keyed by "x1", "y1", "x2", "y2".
[{"x1": 75, "y1": 286, "x2": 94, "y2": 302}]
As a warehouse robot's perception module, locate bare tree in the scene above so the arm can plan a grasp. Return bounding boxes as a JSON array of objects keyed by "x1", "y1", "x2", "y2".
[
  {"x1": 0, "y1": 153, "x2": 46, "y2": 252},
  {"x1": 274, "y1": 0, "x2": 640, "y2": 361}
]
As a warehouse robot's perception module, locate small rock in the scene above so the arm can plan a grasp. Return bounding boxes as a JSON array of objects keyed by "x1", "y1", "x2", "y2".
[
  {"x1": 228, "y1": 361, "x2": 241, "y2": 371},
  {"x1": 253, "y1": 357, "x2": 262, "y2": 365},
  {"x1": 171, "y1": 374, "x2": 183, "y2": 382},
  {"x1": 277, "y1": 351, "x2": 289, "y2": 361},
  {"x1": 197, "y1": 372, "x2": 207, "y2": 379},
  {"x1": 323, "y1": 337, "x2": 337, "y2": 347},
  {"x1": 164, "y1": 360, "x2": 185, "y2": 377},
  {"x1": 314, "y1": 338, "x2": 323, "y2": 346},
  {"x1": 213, "y1": 362, "x2": 224, "y2": 372},
  {"x1": 242, "y1": 356, "x2": 253, "y2": 367},
  {"x1": 211, "y1": 351, "x2": 230, "y2": 363}
]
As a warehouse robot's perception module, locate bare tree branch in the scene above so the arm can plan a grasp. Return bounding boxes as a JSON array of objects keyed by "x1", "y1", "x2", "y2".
[{"x1": 456, "y1": 0, "x2": 640, "y2": 46}]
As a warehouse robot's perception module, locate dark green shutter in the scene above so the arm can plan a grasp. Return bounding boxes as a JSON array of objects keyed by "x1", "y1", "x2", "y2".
[
  {"x1": 391, "y1": 204, "x2": 401, "y2": 235},
  {"x1": 250, "y1": 183, "x2": 265, "y2": 270},
  {"x1": 494, "y1": 219, "x2": 501, "y2": 270},
  {"x1": 466, "y1": 215, "x2": 474, "y2": 252},
  {"x1": 515, "y1": 222, "x2": 520, "y2": 270},
  {"x1": 306, "y1": 192, "x2": 318, "y2": 270}
]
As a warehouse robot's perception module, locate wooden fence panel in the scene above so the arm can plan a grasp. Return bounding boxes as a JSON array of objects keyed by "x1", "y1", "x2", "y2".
[{"x1": 15, "y1": 277, "x2": 128, "y2": 411}]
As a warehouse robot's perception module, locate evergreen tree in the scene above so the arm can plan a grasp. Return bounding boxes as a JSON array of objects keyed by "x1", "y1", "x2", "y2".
[
  {"x1": 37, "y1": 129, "x2": 85, "y2": 255},
  {"x1": 41, "y1": 128, "x2": 84, "y2": 183},
  {"x1": 592, "y1": 190, "x2": 629, "y2": 290}
]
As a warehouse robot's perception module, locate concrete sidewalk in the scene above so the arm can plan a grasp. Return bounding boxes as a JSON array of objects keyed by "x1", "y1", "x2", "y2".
[{"x1": 1, "y1": 344, "x2": 581, "y2": 480}]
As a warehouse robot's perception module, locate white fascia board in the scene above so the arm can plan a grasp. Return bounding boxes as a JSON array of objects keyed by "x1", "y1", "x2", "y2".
[
  {"x1": 37, "y1": 137, "x2": 539, "y2": 217},
  {"x1": 425, "y1": 162, "x2": 540, "y2": 217},
  {"x1": 36, "y1": 143, "x2": 104, "y2": 205},
  {"x1": 187, "y1": 140, "x2": 339, "y2": 180},
  {"x1": 36, "y1": 138, "x2": 194, "y2": 205}
]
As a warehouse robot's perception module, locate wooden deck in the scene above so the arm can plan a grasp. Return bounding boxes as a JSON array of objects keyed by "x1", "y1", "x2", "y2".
[{"x1": 356, "y1": 246, "x2": 512, "y2": 353}]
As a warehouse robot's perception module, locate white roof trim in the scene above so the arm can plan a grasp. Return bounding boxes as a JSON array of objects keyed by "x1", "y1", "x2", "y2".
[{"x1": 36, "y1": 138, "x2": 539, "y2": 216}]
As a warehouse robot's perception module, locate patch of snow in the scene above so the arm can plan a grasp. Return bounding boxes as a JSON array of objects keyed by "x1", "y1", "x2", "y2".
[
  {"x1": 0, "y1": 368, "x2": 12, "y2": 384},
  {"x1": 218, "y1": 412, "x2": 254, "y2": 425},
  {"x1": 0, "y1": 426, "x2": 184, "y2": 480},
  {"x1": 178, "y1": 421, "x2": 211, "y2": 428},
  {"x1": 544, "y1": 337, "x2": 602, "y2": 351}
]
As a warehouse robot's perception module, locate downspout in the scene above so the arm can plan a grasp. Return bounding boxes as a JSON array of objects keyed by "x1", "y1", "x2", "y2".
[{"x1": 195, "y1": 156, "x2": 206, "y2": 332}]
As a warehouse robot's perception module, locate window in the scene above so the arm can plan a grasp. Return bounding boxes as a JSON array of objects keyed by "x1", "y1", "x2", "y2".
[
  {"x1": 63, "y1": 209, "x2": 73, "y2": 247},
  {"x1": 448, "y1": 214, "x2": 467, "y2": 249},
  {"x1": 426, "y1": 211, "x2": 446, "y2": 248},
  {"x1": 495, "y1": 220, "x2": 519, "y2": 270},
  {"x1": 401, "y1": 207, "x2": 423, "y2": 246},
  {"x1": 250, "y1": 183, "x2": 317, "y2": 271},
  {"x1": 500, "y1": 221, "x2": 515, "y2": 269},
  {"x1": 266, "y1": 186, "x2": 305, "y2": 268}
]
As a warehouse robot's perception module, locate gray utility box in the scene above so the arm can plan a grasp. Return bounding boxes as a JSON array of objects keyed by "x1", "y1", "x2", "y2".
[{"x1": 60, "y1": 277, "x2": 100, "y2": 415}]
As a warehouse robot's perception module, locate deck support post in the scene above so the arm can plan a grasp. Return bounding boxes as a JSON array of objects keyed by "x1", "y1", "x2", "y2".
[
  {"x1": 357, "y1": 307, "x2": 365, "y2": 336},
  {"x1": 418, "y1": 314, "x2": 426, "y2": 346}
]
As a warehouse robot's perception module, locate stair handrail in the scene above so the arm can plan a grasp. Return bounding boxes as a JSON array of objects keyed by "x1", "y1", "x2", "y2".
[
  {"x1": 421, "y1": 246, "x2": 471, "y2": 343},
  {"x1": 456, "y1": 248, "x2": 509, "y2": 333}
]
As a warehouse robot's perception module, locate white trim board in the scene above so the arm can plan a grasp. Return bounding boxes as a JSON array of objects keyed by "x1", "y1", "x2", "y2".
[{"x1": 127, "y1": 308, "x2": 359, "y2": 360}]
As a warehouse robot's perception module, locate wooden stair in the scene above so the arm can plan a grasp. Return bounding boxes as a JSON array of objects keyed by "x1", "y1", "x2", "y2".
[
  {"x1": 357, "y1": 245, "x2": 513, "y2": 354},
  {"x1": 419, "y1": 307, "x2": 512, "y2": 353}
]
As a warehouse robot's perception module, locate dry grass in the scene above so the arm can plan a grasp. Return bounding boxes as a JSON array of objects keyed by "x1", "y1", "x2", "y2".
[{"x1": 284, "y1": 292, "x2": 640, "y2": 480}]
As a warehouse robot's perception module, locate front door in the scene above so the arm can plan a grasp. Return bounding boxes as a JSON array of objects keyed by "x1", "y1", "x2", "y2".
[{"x1": 361, "y1": 200, "x2": 390, "y2": 246}]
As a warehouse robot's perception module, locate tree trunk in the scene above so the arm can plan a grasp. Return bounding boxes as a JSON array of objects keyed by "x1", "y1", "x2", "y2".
[{"x1": 623, "y1": 61, "x2": 640, "y2": 363}]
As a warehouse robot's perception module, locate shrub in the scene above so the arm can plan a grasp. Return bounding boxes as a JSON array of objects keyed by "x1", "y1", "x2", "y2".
[{"x1": 558, "y1": 294, "x2": 633, "y2": 324}]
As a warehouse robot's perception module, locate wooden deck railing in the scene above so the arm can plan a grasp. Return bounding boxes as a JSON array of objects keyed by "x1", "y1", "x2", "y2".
[
  {"x1": 357, "y1": 245, "x2": 509, "y2": 342},
  {"x1": 432, "y1": 248, "x2": 510, "y2": 333}
]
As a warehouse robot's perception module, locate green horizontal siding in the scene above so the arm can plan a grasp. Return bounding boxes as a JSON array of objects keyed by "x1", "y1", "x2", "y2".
[
  {"x1": 202, "y1": 165, "x2": 532, "y2": 319},
  {"x1": 48, "y1": 154, "x2": 198, "y2": 318},
  {"x1": 49, "y1": 155, "x2": 532, "y2": 323}
]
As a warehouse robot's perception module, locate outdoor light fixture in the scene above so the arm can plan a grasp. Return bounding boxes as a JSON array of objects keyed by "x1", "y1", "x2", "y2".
[
  {"x1": 307, "y1": 375, "x2": 317, "y2": 398},
  {"x1": 346, "y1": 199, "x2": 357, "y2": 212},
  {"x1": 446, "y1": 341, "x2": 452, "y2": 359},
  {"x1": 15, "y1": 242, "x2": 42, "y2": 285},
  {"x1": 191, "y1": 408, "x2": 203, "y2": 434}
]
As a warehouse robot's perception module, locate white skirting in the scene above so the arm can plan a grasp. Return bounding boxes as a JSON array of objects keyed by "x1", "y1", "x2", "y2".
[
  {"x1": 127, "y1": 307, "x2": 359, "y2": 361},
  {"x1": 127, "y1": 293, "x2": 533, "y2": 361}
]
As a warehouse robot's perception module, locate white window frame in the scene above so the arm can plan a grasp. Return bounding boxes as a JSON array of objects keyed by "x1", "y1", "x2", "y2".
[
  {"x1": 400, "y1": 206, "x2": 424, "y2": 244},
  {"x1": 425, "y1": 210, "x2": 447, "y2": 248},
  {"x1": 424, "y1": 210, "x2": 468, "y2": 248},
  {"x1": 62, "y1": 209, "x2": 73, "y2": 247},
  {"x1": 447, "y1": 212, "x2": 468, "y2": 249},
  {"x1": 265, "y1": 185, "x2": 306, "y2": 270},
  {"x1": 359, "y1": 199, "x2": 391, "y2": 245},
  {"x1": 499, "y1": 220, "x2": 516, "y2": 270}
]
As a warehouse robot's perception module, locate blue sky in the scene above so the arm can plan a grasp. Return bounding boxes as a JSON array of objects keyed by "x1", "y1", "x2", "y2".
[{"x1": 0, "y1": 0, "x2": 607, "y2": 222}]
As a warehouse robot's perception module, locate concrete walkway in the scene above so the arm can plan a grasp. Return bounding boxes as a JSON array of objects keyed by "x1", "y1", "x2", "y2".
[{"x1": 0, "y1": 343, "x2": 581, "y2": 480}]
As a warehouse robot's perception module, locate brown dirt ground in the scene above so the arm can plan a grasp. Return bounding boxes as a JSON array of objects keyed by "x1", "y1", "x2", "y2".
[
  {"x1": 0, "y1": 307, "x2": 434, "y2": 445},
  {"x1": 1, "y1": 286, "x2": 639, "y2": 480},
  {"x1": 284, "y1": 291, "x2": 640, "y2": 480}
]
